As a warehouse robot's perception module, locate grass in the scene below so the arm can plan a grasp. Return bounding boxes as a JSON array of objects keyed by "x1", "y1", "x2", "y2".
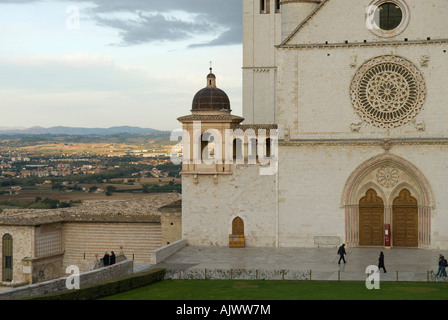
[{"x1": 100, "y1": 279, "x2": 448, "y2": 300}]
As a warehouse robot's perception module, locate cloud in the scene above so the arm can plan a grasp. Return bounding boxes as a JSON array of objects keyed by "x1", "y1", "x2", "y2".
[
  {"x1": 0, "y1": 0, "x2": 243, "y2": 48},
  {"x1": 0, "y1": 54, "x2": 156, "y2": 92},
  {"x1": 94, "y1": 11, "x2": 217, "y2": 46},
  {"x1": 89, "y1": 0, "x2": 243, "y2": 47}
]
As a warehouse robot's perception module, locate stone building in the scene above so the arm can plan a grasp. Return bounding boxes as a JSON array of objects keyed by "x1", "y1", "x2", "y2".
[
  {"x1": 0, "y1": 193, "x2": 180, "y2": 284},
  {"x1": 179, "y1": 0, "x2": 448, "y2": 250}
]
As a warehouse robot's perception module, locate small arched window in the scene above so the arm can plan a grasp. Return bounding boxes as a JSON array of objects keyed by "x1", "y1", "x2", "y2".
[
  {"x1": 248, "y1": 138, "x2": 257, "y2": 161},
  {"x1": 199, "y1": 132, "x2": 215, "y2": 160},
  {"x1": 233, "y1": 138, "x2": 243, "y2": 161}
]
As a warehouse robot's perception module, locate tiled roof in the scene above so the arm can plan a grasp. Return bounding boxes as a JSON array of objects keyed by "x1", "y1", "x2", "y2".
[
  {"x1": 0, "y1": 193, "x2": 181, "y2": 226},
  {"x1": 177, "y1": 114, "x2": 244, "y2": 122}
]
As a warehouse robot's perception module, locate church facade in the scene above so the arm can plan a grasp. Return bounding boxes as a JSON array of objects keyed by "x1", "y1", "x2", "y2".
[{"x1": 179, "y1": 0, "x2": 448, "y2": 249}]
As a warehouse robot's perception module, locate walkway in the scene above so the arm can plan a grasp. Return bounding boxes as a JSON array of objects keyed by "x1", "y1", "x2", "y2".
[{"x1": 148, "y1": 246, "x2": 446, "y2": 282}]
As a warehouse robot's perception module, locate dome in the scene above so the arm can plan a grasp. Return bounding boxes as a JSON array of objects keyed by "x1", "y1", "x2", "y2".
[{"x1": 191, "y1": 69, "x2": 231, "y2": 112}]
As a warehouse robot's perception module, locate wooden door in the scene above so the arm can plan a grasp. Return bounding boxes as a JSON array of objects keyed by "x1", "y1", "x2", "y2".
[
  {"x1": 232, "y1": 217, "x2": 244, "y2": 236},
  {"x1": 393, "y1": 189, "x2": 418, "y2": 247},
  {"x1": 359, "y1": 189, "x2": 384, "y2": 246}
]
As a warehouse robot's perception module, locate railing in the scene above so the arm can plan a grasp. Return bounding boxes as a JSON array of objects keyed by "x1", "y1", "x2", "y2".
[{"x1": 164, "y1": 268, "x2": 448, "y2": 282}]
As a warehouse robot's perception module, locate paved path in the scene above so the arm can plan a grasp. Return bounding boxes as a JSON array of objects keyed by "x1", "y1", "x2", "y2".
[{"x1": 146, "y1": 246, "x2": 448, "y2": 282}]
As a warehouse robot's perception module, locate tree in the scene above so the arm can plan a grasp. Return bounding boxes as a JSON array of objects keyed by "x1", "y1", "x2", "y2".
[
  {"x1": 105, "y1": 185, "x2": 117, "y2": 196},
  {"x1": 142, "y1": 183, "x2": 151, "y2": 193}
]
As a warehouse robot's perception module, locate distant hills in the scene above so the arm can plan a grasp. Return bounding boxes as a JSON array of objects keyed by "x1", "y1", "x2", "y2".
[{"x1": 0, "y1": 126, "x2": 166, "y2": 136}]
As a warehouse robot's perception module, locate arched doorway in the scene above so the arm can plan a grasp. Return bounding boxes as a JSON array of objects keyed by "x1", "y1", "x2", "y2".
[
  {"x1": 229, "y1": 217, "x2": 245, "y2": 248},
  {"x1": 359, "y1": 189, "x2": 384, "y2": 246},
  {"x1": 232, "y1": 217, "x2": 244, "y2": 236},
  {"x1": 2, "y1": 234, "x2": 13, "y2": 281},
  {"x1": 393, "y1": 189, "x2": 418, "y2": 247},
  {"x1": 342, "y1": 154, "x2": 434, "y2": 248}
]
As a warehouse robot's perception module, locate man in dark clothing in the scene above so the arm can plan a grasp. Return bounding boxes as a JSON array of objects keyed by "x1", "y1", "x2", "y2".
[
  {"x1": 110, "y1": 251, "x2": 116, "y2": 265},
  {"x1": 337, "y1": 244, "x2": 347, "y2": 264},
  {"x1": 103, "y1": 252, "x2": 110, "y2": 266},
  {"x1": 378, "y1": 251, "x2": 387, "y2": 273}
]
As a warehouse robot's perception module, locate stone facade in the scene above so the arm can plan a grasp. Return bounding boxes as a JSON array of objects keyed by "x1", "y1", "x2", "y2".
[
  {"x1": 180, "y1": 0, "x2": 448, "y2": 250},
  {"x1": 0, "y1": 193, "x2": 180, "y2": 285}
]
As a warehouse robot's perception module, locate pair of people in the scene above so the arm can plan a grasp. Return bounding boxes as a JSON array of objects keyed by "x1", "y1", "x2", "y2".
[
  {"x1": 337, "y1": 244, "x2": 387, "y2": 273},
  {"x1": 102, "y1": 251, "x2": 116, "y2": 266}
]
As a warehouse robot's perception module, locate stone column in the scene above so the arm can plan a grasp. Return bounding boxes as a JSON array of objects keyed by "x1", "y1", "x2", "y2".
[
  {"x1": 345, "y1": 205, "x2": 359, "y2": 246},
  {"x1": 418, "y1": 206, "x2": 431, "y2": 248}
]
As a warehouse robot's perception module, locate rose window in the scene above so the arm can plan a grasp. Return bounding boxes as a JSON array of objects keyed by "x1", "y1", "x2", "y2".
[
  {"x1": 350, "y1": 56, "x2": 426, "y2": 128},
  {"x1": 376, "y1": 165, "x2": 399, "y2": 188}
]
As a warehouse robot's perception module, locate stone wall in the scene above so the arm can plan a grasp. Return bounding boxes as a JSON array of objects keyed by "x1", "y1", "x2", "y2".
[
  {"x1": 150, "y1": 238, "x2": 187, "y2": 265},
  {"x1": 0, "y1": 259, "x2": 133, "y2": 300},
  {"x1": 62, "y1": 222, "x2": 162, "y2": 271},
  {"x1": 182, "y1": 165, "x2": 277, "y2": 247},
  {"x1": 0, "y1": 226, "x2": 33, "y2": 285}
]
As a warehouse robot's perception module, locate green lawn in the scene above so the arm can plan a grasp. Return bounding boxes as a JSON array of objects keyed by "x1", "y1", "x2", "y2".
[{"x1": 100, "y1": 279, "x2": 448, "y2": 300}]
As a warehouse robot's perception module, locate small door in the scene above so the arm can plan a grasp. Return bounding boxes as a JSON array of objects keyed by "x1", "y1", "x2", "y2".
[
  {"x1": 232, "y1": 217, "x2": 244, "y2": 236},
  {"x1": 359, "y1": 189, "x2": 384, "y2": 246}
]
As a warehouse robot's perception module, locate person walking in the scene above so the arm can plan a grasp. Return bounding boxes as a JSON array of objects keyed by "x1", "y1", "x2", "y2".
[
  {"x1": 437, "y1": 254, "x2": 447, "y2": 277},
  {"x1": 103, "y1": 252, "x2": 110, "y2": 267},
  {"x1": 110, "y1": 251, "x2": 116, "y2": 265},
  {"x1": 378, "y1": 251, "x2": 387, "y2": 273},
  {"x1": 337, "y1": 244, "x2": 347, "y2": 264}
]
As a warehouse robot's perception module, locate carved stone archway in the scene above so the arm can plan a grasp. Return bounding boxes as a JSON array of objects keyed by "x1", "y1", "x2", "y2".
[{"x1": 342, "y1": 153, "x2": 434, "y2": 247}]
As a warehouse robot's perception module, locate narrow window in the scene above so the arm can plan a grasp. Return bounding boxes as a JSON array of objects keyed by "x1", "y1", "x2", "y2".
[
  {"x1": 2, "y1": 234, "x2": 13, "y2": 281},
  {"x1": 265, "y1": 138, "x2": 272, "y2": 158},
  {"x1": 233, "y1": 138, "x2": 243, "y2": 161},
  {"x1": 260, "y1": 0, "x2": 270, "y2": 14},
  {"x1": 276, "y1": 0, "x2": 281, "y2": 12}
]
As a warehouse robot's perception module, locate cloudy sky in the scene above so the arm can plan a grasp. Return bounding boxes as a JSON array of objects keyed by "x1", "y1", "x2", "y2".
[{"x1": 0, "y1": 0, "x2": 243, "y2": 131}]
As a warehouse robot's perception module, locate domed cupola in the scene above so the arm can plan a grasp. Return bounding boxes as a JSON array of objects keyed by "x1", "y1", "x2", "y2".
[{"x1": 191, "y1": 68, "x2": 231, "y2": 114}]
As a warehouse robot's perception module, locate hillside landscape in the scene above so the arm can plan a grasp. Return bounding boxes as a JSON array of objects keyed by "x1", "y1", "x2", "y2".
[{"x1": 0, "y1": 126, "x2": 181, "y2": 209}]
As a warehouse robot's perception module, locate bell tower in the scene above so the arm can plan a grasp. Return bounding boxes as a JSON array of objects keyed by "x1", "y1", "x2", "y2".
[{"x1": 177, "y1": 68, "x2": 244, "y2": 178}]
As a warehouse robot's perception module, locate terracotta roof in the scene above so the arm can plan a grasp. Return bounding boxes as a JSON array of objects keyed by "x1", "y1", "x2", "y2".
[
  {"x1": 0, "y1": 193, "x2": 181, "y2": 226},
  {"x1": 158, "y1": 199, "x2": 182, "y2": 212}
]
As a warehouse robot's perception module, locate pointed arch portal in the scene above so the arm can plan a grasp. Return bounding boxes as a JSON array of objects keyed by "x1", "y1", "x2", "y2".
[{"x1": 342, "y1": 154, "x2": 434, "y2": 248}]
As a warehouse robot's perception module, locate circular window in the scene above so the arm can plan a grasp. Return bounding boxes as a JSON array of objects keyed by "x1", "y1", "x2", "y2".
[
  {"x1": 350, "y1": 56, "x2": 426, "y2": 129},
  {"x1": 366, "y1": 0, "x2": 409, "y2": 38},
  {"x1": 377, "y1": 3, "x2": 402, "y2": 30}
]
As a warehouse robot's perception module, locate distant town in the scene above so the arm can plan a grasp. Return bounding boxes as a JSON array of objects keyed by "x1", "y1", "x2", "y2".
[{"x1": 0, "y1": 130, "x2": 181, "y2": 208}]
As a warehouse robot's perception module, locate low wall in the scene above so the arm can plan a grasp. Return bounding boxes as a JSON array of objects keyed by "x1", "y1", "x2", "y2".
[
  {"x1": 0, "y1": 260, "x2": 133, "y2": 300},
  {"x1": 150, "y1": 238, "x2": 187, "y2": 265}
]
